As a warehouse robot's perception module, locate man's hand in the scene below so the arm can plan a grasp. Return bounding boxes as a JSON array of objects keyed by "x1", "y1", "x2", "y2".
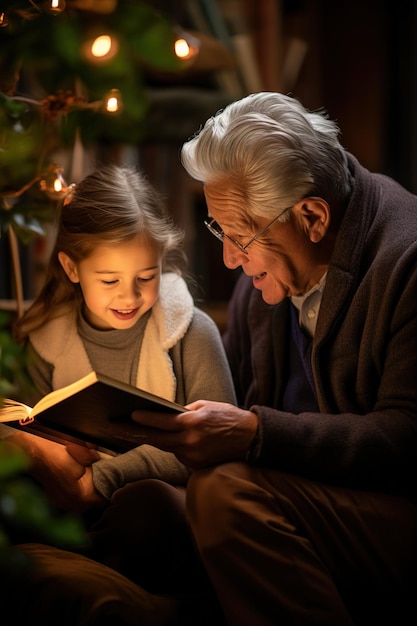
[{"x1": 131, "y1": 400, "x2": 259, "y2": 469}]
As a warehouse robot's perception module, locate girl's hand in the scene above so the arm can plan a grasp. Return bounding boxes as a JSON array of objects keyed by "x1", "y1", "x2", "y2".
[
  {"x1": 66, "y1": 442, "x2": 100, "y2": 465},
  {"x1": 8, "y1": 430, "x2": 105, "y2": 513}
]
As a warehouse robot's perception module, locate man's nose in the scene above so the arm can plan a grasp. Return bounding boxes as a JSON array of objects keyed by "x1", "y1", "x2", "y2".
[{"x1": 222, "y1": 238, "x2": 246, "y2": 270}]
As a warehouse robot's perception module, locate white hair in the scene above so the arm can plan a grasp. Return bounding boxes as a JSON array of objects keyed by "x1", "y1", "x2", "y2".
[{"x1": 181, "y1": 92, "x2": 350, "y2": 219}]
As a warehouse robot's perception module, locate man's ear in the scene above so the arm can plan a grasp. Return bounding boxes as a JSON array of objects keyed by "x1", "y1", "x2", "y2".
[
  {"x1": 298, "y1": 197, "x2": 331, "y2": 243},
  {"x1": 58, "y1": 251, "x2": 80, "y2": 283}
]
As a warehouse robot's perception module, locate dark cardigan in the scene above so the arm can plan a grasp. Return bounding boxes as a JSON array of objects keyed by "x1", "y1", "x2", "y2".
[{"x1": 223, "y1": 153, "x2": 417, "y2": 502}]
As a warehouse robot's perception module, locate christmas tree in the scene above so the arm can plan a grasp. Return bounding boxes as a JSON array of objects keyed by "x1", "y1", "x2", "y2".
[{"x1": 0, "y1": 0, "x2": 194, "y2": 311}]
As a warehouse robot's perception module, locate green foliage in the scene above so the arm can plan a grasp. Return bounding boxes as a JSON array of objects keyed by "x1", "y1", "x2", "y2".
[
  {"x1": 0, "y1": 0, "x2": 185, "y2": 145},
  {"x1": 0, "y1": 93, "x2": 45, "y2": 189},
  {"x1": 0, "y1": 1, "x2": 186, "y2": 243},
  {"x1": 0, "y1": 0, "x2": 189, "y2": 575},
  {"x1": 0, "y1": 440, "x2": 87, "y2": 575},
  {"x1": 0, "y1": 312, "x2": 86, "y2": 574},
  {"x1": 0, "y1": 1, "x2": 187, "y2": 573},
  {"x1": 0, "y1": 311, "x2": 34, "y2": 400}
]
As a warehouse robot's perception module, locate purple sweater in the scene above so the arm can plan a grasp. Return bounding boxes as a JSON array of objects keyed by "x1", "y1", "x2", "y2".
[{"x1": 223, "y1": 154, "x2": 417, "y2": 503}]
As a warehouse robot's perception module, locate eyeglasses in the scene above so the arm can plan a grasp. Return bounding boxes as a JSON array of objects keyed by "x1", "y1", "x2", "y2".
[{"x1": 204, "y1": 206, "x2": 292, "y2": 255}]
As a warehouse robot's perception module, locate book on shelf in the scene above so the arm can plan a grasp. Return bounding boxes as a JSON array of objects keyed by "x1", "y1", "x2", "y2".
[
  {"x1": 0, "y1": 371, "x2": 186, "y2": 453},
  {"x1": 218, "y1": 0, "x2": 264, "y2": 94},
  {"x1": 186, "y1": 0, "x2": 244, "y2": 98}
]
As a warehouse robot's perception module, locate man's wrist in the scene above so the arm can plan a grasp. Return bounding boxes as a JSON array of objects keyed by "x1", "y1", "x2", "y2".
[{"x1": 245, "y1": 422, "x2": 261, "y2": 464}]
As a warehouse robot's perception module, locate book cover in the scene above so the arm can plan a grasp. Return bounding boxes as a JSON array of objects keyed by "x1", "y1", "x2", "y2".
[{"x1": 1, "y1": 371, "x2": 185, "y2": 453}]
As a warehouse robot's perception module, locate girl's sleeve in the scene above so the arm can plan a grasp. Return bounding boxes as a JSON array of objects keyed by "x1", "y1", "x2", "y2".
[
  {"x1": 92, "y1": 445, "x2": 192, "y2": 500},
  {"x1": 25, "y1": 341, "x2": 54, "y2": 404},
  {"x1": 173, "y1": 306, "x2": 237, "y2": 405}
]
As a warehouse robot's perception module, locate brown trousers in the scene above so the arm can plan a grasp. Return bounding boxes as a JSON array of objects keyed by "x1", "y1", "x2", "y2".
[
  {"x1": 186, "y1": 462, "x2": 417, "y2": 626},
  {"x1": 2, "y1": 543, "x2": 180, "y2": 626},
  {"x1": 87, "y1": 479, "x2": 226, "y2": 625},
  {"x1": 2, "y1": 479, "x2": 223, "y2": 626}
]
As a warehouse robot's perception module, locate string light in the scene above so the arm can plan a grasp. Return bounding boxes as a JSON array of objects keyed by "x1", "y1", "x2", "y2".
[
  {"x1": 174, "y1": 31, "x2": 200, "y2": 61},
  {"x1": 175, "y1": 39, "x2": 190, "y2": 58},
  {"x1": 83, "y1": 33, "x2": 119, "y2": 62},
  {"x1": 1, "y1": 6, "x2": 195, "y2": 205},
  {"x1": 104, "y1": 89, "x2": 122, "y2": 113},
  {"x1": 39, "y1": 165, "x2": 71, "y2": 198},
  {"x1": 43, "y1": 0, "x2": 66, "y2": 14},
  {"x1": 0, "y1": 165, "x2": 71, "y2": 202},
  {"x1": 91, "y1": 35, "x2": 112, "y2": 57}
]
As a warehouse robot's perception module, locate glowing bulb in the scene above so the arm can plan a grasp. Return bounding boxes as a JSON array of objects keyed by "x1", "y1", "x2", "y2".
[
  {"x1": 91, "y1": 35, "x2": 112, "y2": 58},
  {"x1": 107, "y1": 96, "x2": 118, "y2": 112},
  {"x1": 174, "y1": 32, "x2": 200, "y2": 61},
  {"x1": 0, "y1": 12, "x2": 9, "y2": 27},
  {"x1": 175, "y1": 38, "x2": 190, "y2": 59},
  {"x1": 39, "y1": 166, "x2": 69, "y2": 198},
  {"x1": 83, "y1": 33, "x2": 119, "y2": 63},
  {"x1": 44, "y1": 0, "x2": 66, "y2": 14},
  {"x1": 105, "y1": 89, "x2": 122, "y2": 113}
]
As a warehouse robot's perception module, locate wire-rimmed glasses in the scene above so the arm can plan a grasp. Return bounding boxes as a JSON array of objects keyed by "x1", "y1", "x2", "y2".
[{"x1": 204, "y1": 206, "x2": 292, "y2": 255}]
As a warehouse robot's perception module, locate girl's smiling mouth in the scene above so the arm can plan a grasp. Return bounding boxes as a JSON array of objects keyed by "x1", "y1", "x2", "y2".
[{"x1": 111, "y1": 308, "x2": 139, "y2": 320}]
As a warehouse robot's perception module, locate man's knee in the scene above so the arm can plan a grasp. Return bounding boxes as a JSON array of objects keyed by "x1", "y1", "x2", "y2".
[
  {"x1": 187, "y1": 462, "x2": 268, "y2": 543},
  {"x1": 186, "y1": 464, "x2": 325, "y2": 548},
  {"x1": 187, "y1": 462, "x2": 246, "y2": 512}
]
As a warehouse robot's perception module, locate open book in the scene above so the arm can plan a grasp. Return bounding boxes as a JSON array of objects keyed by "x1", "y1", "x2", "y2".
[{"x1": 0, "y1": 371, "x2": 186, "y2": 453}]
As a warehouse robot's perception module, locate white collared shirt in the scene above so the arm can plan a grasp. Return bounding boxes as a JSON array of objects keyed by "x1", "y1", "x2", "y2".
[{"x1": 290, "y1": 272, "x2": 327, "y2": 338}]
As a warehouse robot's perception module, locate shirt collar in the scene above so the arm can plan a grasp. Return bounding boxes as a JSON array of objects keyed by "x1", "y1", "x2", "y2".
[{"x1": 290, "y1": 272, "x2": 327, "y2": 337}]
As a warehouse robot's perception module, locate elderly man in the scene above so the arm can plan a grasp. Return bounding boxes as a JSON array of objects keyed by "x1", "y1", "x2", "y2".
[{"x1": 133, "y1": 91, "x2": 417, "y2": 625}]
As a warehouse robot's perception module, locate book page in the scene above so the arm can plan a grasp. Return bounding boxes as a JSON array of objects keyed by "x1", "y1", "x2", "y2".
[
  {"x1": 0, "y1": 371, "x2": 98, "y2": 424},
  {"x1": 30, "y1": 371, "x2": 98, "y2": 418},
  {"x1": 1, "y1": 370, "x2": 185, "y2": 450},
  {"x1": 0, "y1": 399, "x2": 31, "y2": 422}
]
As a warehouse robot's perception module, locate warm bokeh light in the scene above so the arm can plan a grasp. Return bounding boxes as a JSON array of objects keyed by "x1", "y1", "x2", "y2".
[
  {"x1": 105, "y1": 89, "x2": 122, "y2": 113},
  {"x1": 91, "y1": 35, "x2": 112, "y2": 58},
  {"x1": 45, "y1": 0, "x2": 66, "y2": 14},
  {"x1": 39, "y1": 166, "x2": 69, "y2": 198},
  {"x1": 83, "y1": 33, "x2": 119, "y2": 63},
  {"x1": 53, "y1": 176, "x2": 63, "y2": 192},
  {"x1": 175, "y1": 38, "x2": 190, "y2": 59},
  {"x1": 174, "y1": 32, "x2": 199, "y2": 61}
]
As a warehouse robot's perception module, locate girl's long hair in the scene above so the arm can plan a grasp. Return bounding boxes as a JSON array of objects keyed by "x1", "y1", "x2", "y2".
[{"x1": 15, "y1": 164, "x2": 187, "y2": 342}]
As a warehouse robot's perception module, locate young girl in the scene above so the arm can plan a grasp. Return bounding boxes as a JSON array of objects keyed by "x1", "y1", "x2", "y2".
[
  {"x1": 6, "y1": 163, "x2": 236, "y2": 513},
  {"x1": 2, "y1": 163, "x2": 235, "y2": 619}
]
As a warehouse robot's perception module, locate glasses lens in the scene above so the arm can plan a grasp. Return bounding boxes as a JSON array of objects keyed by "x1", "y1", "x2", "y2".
[{"x1": 205, "y1": 219, "x2": 224, "y2": 241}]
